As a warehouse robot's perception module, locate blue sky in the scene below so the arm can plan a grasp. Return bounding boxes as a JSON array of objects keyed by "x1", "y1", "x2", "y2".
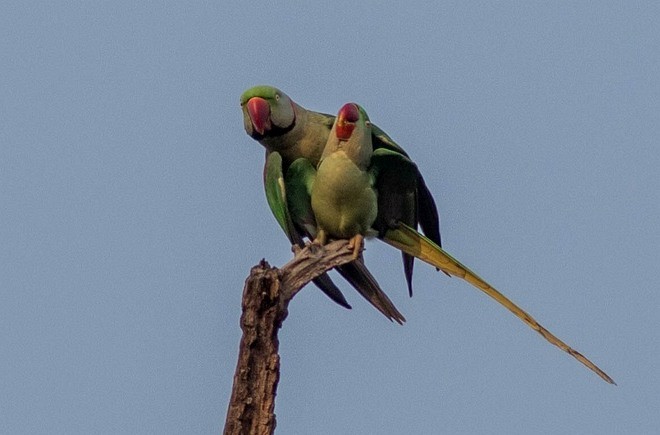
[{"x1": 2, "y1": 2, "x2": 659, "y2": 434}]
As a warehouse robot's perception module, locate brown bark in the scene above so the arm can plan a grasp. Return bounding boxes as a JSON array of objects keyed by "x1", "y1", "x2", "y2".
[{"x1": 223, "y1": 240, "x2": 357, "y2": 435}]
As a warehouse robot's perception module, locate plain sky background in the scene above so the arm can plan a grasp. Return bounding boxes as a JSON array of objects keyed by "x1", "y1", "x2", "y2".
[{"x1": 2, "y1": 2, "x2": 659, "y2": 434}]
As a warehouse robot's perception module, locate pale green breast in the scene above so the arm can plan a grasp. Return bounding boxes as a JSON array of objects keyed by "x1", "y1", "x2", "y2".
[{"x1": 311, "y1": 152, "x2": 377, "y2": 239}]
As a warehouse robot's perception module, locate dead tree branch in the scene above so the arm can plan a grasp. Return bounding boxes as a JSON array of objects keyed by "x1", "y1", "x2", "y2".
[{"x1": 223, "y1": 240, "x2": 355, "y2": 435}]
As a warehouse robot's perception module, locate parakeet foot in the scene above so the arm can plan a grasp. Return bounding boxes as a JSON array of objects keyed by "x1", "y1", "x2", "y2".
[
  {"x1": 313, "y1": 229, "x2": 328, "y2": 247},
  {"x1": 347, "y1": 234, "x2": 364, "y2": 260}
]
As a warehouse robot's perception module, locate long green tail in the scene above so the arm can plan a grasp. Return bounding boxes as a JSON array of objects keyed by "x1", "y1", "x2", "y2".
[{"x1": 382, "y1": 223, "x2": 615, "y2": 385}]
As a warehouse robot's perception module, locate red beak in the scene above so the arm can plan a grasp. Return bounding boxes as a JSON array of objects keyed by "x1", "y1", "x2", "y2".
[
  {"x1": 335, "y1": 103, "x2": 360, "y2": 140},
  {"x1": 246, "y1": 97, "x2": 271, "y2": 135}
]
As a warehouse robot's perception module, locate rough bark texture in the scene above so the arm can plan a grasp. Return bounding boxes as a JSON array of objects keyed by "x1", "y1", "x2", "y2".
[{"x1": 223, "y1": 240, "x2": 356, "y2": 435}]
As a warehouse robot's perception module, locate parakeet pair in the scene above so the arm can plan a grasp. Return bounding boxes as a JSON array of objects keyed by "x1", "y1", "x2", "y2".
[
  {"x1": 240, "y1": 85, "x2": 614, "y2": 384},
  {"x1": 241, "y1": 85, "x2": 439, "y2": 323}
]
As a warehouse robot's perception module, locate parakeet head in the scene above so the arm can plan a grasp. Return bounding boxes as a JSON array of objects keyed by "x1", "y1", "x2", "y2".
[
  {"x1": 240, "y1": 85, "x2": 296, "y2": 138},
  {"x1": 322, "y1": 102, "x2": 373, "y2": 169},
  {"x1": 335, "y1": 103, "x2": 370, "y2": 140}
]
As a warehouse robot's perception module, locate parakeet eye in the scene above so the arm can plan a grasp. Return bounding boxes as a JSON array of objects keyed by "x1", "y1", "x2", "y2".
[
  {"x1": 275, "y1": 94, "x2": 280, "y2": 101},
  {"x1": 365, "y1": 121, "x2": 372, "y2": 128}
]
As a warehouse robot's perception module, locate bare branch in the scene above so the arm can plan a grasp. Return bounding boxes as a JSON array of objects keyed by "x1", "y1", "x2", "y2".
[
  {"x1": 280, "y1": 240, "x2": 354, "y2": 303},
  {"x1": 224, "y1": 240, "x2": 355, "y2": 435}
]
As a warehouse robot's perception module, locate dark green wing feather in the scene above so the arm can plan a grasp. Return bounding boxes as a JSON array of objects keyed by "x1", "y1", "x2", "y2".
[
  {"x1": 371, "y1": 127, "x2": 442, "y2": 247},
  {"x1": 369, "y1": 148, "x2": 420, "y2": 295},
  {"x1": 370, "y1": 130, "x2": 445, "y2": 293},
  {"x1": 417, "y1": 176, "x2": 442, "y2": 246}
]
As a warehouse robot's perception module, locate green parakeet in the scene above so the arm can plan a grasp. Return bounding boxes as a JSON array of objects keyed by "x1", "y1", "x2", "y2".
[
  {"x1": 311, "y1": 102, "x2": 378, "y2": 258},
  {"x1": 305, "y1": 102, "x2": 614, "y2": 385}
]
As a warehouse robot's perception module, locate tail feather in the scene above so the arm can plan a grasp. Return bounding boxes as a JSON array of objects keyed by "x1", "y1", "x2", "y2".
[
  {"x1": 313, "y1": 273, "x2": 352, "y2": 309},
  {"x1": 383, "y1": 223, "x2": 615, "y2": 385},
  {"x1": 336, "y1": 260, "x2": 406, "y2": 325}
]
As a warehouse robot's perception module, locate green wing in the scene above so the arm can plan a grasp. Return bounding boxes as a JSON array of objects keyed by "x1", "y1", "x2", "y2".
[
  {"x1": 284, "y1": 157, "x2": 317, "y2": 239},
  {"x1": 369, "y1": 130, "x2": 444, "y2": 295},
  {"x1": 371, "y1": 128, "x2": 442, "y2": 246},
  {"x1": 368, "y1": 148, "x2": 424, "y2": 295},
  {"x1": 264, "y1": 151, "x2": 303, "y2": 245},
  {"x1": 369, "y1": 148, "x2": 419, "y2": 232},
  {"x1": 382, "y1": 222, "x2": 616, "y2": 385},
  {"x1": 264, "y1": 151, "x2": 351, "y2": 309}
]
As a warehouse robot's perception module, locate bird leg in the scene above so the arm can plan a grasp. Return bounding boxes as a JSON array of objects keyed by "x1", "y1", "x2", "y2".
[
  {"x1": 347, "y1": 234, "x2": 364, "y2": 260},
  {"x1": 313, "y1": 229, "x2": 328, "y2": 246}
]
